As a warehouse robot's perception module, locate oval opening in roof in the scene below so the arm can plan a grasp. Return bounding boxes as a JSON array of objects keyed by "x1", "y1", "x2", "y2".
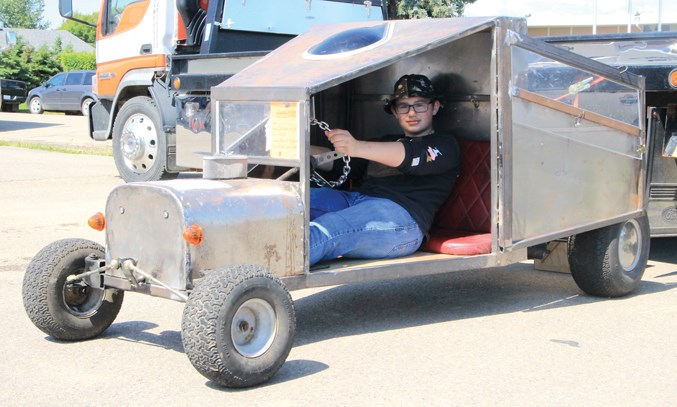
[{"x1": 303, "y1": 23, "x2": 392, "y2": 60}]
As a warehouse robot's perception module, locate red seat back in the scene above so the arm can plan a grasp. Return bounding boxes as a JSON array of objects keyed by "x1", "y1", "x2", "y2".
[
  {"x1": 434, "y1": 139, "x2": 491, "y2": 233},
  {"x1": 421, "y1": 139, "x2": 492, "y2": 255}
]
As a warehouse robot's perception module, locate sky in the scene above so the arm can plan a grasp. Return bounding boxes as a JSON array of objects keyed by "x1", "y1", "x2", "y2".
[
  {"x1": 463, "y1": 0, "x2": 677, "y2": 27},
  {"x1": 44, "y1": 0, "x2": 677, "y2": 29},
  {"x1": 45, "y1": 0, "x2": 100, "y2": 29}
]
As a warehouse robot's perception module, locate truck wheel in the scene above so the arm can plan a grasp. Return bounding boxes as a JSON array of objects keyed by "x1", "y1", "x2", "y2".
[
  {"x1": 80, "y1": 98, "x2": 94, "y2": 116},
  {"x1": 181, "y1": 265, "x2": 296, "y2": 388},
  {"x1": 29, "y1": 97, "x2": 43, "y2": 114},
  {"x1": 567, "y1": 215, "x2": 650, "y2": 297},
  {"x1": 112, "y1": 96, "x2": 178, "y2": 182},
  {"x1": 22, "y1": 238, "x2": 124, "y2": 341}
]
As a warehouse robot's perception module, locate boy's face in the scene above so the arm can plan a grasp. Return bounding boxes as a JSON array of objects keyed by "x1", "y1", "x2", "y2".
[{"x1": 391, "y1": 96, "x2": 440, "y2": 137}]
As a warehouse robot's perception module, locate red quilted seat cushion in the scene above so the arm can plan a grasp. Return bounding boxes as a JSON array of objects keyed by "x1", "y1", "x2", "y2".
[
  {"x1": 424, "y1": 230, "x2": 492, "y2": 256},
  {"x1": 421, "y1": 139, "x2": 492, "y2": 255}
]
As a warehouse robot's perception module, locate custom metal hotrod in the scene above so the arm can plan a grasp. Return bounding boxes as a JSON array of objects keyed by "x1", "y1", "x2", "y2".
[{"x1": 23, "y1": 17, "x2": 651, "y2": 388}]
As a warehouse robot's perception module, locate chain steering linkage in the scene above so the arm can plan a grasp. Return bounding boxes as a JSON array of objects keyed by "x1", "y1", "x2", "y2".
[{"x1": 310, "y1": 119, "x2": 351, "y2": 188}]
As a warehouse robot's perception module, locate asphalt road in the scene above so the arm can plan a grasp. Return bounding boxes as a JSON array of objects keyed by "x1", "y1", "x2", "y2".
[{"x1": 0, "y1": 113, "x2": 676, "y2": 406}]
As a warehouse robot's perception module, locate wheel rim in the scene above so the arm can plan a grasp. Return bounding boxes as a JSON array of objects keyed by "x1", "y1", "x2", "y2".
[
  {"x1": 618, "y1": 219, "x2": 642, "y2": 271},
  {"x1": 82, "y1": 99, "x2": 92, "y2": 116},
  {"x1": 30, "y1": 98, "x2": 41, "y2": 113},
  {"x1": 231, "y1": 298, "x2": 277, "y2": 358},
  {"x1": 62, "y1": 278, "x2": 105, "y2": 317},
  {"x1": 119, "y1": 113, "x2": 158, "y2": 175}
]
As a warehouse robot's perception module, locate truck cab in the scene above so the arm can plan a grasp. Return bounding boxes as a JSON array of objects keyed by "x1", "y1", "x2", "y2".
[{"x1": 59, "y1": 0, "x2": 385, "y2": 183}]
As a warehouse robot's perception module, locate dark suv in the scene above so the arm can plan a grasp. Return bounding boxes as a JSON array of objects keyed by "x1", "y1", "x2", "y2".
[
  {"x1": 1, "y1": 79, "x2": 27, "y2": 112},
  {"x1": 27, "y1": 70, "x2": 97, "y2": 116}
]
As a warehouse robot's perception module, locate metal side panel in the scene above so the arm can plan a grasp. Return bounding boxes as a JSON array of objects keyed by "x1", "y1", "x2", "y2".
[
  {"x1": 282, "y1": 249, "x2": 529, "y2": 291},
  {"x1": 104, "y1": 179, "x2": 305, "y2": 294},
  {"x1": 510, "y1": 98, "x2": 643, "y2": 245}
]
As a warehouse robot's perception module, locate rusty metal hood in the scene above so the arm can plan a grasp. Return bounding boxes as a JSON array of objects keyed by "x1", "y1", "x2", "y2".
[{"x1": 211, "y1": 17, "x2": 520, "y2": 101}]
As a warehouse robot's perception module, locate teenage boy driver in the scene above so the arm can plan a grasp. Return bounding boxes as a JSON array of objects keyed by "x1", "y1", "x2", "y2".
[{"x1": 309, "y1": 74, "x2": 461, "y2": 266}]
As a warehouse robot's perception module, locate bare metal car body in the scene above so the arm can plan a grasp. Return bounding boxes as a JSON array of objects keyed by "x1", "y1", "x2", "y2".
[
  {"x1": 115, "y1": 17, "x2": 648, "y2": 293},
  {"x1": 23, "y1": 17, "x2": 651, "y2": 388}
]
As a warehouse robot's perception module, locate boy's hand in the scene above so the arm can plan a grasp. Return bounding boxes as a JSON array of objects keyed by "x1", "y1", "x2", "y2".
[{"x1": 325, "y1": 129, "x2": 362, "y2": 156}]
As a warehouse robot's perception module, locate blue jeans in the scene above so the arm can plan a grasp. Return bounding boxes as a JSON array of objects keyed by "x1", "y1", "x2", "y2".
[{"x1": 309, "y1": 188, "x2": 424, "y2": 266}]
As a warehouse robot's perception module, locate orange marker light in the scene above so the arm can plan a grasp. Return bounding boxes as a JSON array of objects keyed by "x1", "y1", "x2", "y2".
[
  {"x1": 183, "y1": 224, "x2": 204, "y2": 246},
  {"x1": 198, "y1": 0, "x2": 209, "y2": 11},
  {"x1": 669, "y1": 69, "x2": 677, "y2": 89},
  {"x1": 88, "y1": 212, "x2": 106, "y2": 231}
]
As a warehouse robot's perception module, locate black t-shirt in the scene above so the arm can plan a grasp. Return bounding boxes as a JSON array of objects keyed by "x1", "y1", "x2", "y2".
[{"x1": 348, "y1": 133, "x2": 462, "y2": 235}]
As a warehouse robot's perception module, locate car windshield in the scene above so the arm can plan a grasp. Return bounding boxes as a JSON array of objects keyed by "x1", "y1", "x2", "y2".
[
  {"x1": 217, "y1": 101, "x2": 301, "y2": 164},
  {"x1": 83, "y1": 72, "x2": 94, "y2": 86},
  {"x1": 48, "y1": 74, "x2": 66, "y2": 87},
  {"x1": 65, "y1": 73, "x2": 84, "y2": 86}
]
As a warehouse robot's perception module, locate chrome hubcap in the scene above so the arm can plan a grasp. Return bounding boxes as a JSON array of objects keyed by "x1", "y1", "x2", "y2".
[
  {"x1": 30, "y1": 99, "x2": 40, "y2": 112},
  {"x1": 618, "y1": 219, "x2": 641, "y2": 271},
  {"x1": 119, "y1": 113, "x2": 158, "y2": 174},
  {"x1": 82, "y1": 100, "x2": 92, "y2": 116}
]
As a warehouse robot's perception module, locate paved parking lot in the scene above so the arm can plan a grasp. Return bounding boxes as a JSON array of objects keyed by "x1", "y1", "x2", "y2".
[
  {"x1": 1, "y1": 112, "x2": 676, "y2": 406},
  {"x1": 0, "y1": 111, "x2": 111, "y2": 153}
]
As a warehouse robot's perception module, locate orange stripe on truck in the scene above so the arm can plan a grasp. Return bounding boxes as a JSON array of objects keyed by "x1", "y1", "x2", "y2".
[{"x1": 96, "y1": 54, "x2": 167, "y2": 98}]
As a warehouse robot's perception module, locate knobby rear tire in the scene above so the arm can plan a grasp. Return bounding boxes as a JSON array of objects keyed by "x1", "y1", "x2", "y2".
[{"x1": 568, "y1": 215, "x2": 650, "y2": 297}]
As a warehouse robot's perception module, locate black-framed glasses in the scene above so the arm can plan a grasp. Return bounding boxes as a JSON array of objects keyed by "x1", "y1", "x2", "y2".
[{"x1": 394, "y1": 101, "x2": 432, "y2": 114}]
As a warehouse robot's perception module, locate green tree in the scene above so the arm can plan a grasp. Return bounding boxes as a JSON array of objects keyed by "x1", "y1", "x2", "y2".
[
  {"x1": 0, "y1": 0, "x2": 48, "y2": 29},
  {"x1": 25, "y1": 45, "x2": 62, "y2": 88},
  {"x1": 58, "y1": 12, "x2": 98, "y2": 45},
  {"x1": 0, "y1": 37, "x2": 62, "y2": 89},
  {"x1": 388, "y1": 0, "x2": 477, "y2": 19},
  {"x1": 61, "y1": 51, "x2": 96, "y2": 71},
  {"x1": 0, "y1": 40, "x2": 30, "y2": 82}
]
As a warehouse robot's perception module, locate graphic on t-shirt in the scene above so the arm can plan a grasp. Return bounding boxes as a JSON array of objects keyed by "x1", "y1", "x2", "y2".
[{"x1": 427, "y1": 146, "x2": 442, "y2": 162}]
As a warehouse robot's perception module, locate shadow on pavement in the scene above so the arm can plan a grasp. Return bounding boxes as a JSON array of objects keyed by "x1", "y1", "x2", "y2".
[
  {"x1": 205, "y1": 360, "x2": 330, "y2": 391},
  {"x1": 0, "y1": 120, "x2": 61, "y2": 132},
  {"x1": 44, "y1": 320, "x2": 183, "y2": 352},
  {"x1": 102, "y1": 321, "x2": 184, "y2": 353},
  {"x1": 292, "y1": 262, "x2": 675, "y2": 348},
  {"x1": 54, "y1": 260, "x2": 675, "y2": 355},
  {"x1": 649, "y1": 236, "x2": 677, "y2": 264}
]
